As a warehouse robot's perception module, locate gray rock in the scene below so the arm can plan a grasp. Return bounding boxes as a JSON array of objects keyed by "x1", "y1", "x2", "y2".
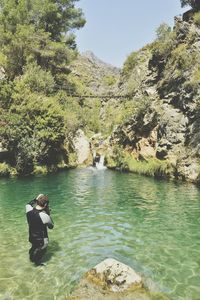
[
  {"x1": 68, "y1": 258, "x2": 170, "y2": 300},
  {"x1": 73, "y1": 129, "x2": 91, "y2": 164},
  {"x1": 90, "y1": 258, "x2": 142, "y2": 292}
]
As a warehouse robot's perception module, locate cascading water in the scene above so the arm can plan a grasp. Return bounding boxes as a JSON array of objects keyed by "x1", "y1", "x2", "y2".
[{"x1": 95, "y1": 155, "x2": 107, "y2": 170}]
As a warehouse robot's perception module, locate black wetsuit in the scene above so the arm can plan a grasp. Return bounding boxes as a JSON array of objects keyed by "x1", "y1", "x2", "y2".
[{"x1": 26, "y1": 199, "x2": 54, "y2": 265}]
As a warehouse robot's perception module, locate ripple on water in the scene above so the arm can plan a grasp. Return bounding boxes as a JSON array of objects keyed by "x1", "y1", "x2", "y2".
[{"x1": 0, "y1": 169, "x2": 200, "y2": 300}]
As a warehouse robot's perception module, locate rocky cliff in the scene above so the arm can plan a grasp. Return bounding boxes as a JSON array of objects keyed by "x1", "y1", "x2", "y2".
[
  {"x1": 109, "y1": 14, "x2": 200, "y2": 183},
  {"x1": 69, "y1": 51, "x2": 120, "y2": 95}
]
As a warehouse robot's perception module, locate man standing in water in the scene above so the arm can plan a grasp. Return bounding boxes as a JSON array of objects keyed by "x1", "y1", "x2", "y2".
[{"x1": 26, "y1": 194, "x2": 54, "y2": 266}]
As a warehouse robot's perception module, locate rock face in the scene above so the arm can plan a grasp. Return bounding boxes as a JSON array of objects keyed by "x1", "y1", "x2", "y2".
[
  {"x1": 109, "y1": 15, "x2": 200, "y2": 183},
  {"x1": 69, "y1": 51, "x2": 120, "y2": 95},
  {"x1": 73, "y1": 129, "x2": 92, "y2": 164},
  {"x1": 68, "y1": 258, "x2": 169, "y2": 300}
]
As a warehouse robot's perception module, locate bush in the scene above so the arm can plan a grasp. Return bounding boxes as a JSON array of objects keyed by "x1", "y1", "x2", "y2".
[
  {"x1": 103, "y1": 75, "x2": 117, "y2": 86},
  {"x1": 156, "y1": 23, "x2": 171, "y2": 41},
  {"x1": 193, "y1": 11, "x2": 200, "y2": 25},
  {"x1": 124, "y1": 155, "x2": 173, "y2": 178},
  {"x1": 0, "y1": 163, "x2": 11, "y2": 177},
  {"x1": 122, "y1": 51, "x2": 139, "y2": 76},
  {"x1": 170, "y1": 44, "x2": 189, "y2": 70},
  {"x1": 151, "y1": 26, "x2": 175, "y2": 59},
  {"x1": 184, "y1": 66, "x2": 200, "y2": 90},
  {"x1": 33, "y1": 165, "x2": 48, "y2": 175},
  {"x1": 107, "y1": 147, "x2": 173, "y2": 178}
]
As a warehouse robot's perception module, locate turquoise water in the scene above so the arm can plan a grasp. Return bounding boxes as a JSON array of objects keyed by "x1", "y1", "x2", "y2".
[{"x1": 0, "y1": 168, "x2": 200, "y2": 300}]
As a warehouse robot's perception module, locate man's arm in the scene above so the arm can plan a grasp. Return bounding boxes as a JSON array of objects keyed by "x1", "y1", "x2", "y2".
[
  {"x1": 39, "y1": 211, "x2": 54, "y2": 229},
  {"x1": 25, "y1": 198, "x2": 36, "y2": 213}
]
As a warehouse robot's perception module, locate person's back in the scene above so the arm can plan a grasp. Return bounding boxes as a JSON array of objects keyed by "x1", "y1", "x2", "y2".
[{"x1": 26, "y1": 194, "x2": 54, "y2": 265}]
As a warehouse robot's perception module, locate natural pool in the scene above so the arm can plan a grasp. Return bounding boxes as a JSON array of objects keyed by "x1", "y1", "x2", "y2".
[{"x1": 0, "y1": 168, "x2": 200, "y2": 300}]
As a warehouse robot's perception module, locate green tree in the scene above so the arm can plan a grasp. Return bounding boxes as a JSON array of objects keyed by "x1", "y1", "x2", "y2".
[
  {"x1": 0, "y1": 0, "x2": 85, "y2": 80},
  {"x1": 156, "y1": 23, "x2": 171, "y2": 41},
  {"x1": 0, "y1": 0, "x2": 85, "y2": 175}
]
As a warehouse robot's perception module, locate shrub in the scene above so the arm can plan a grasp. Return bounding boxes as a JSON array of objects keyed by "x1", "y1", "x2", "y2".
[
  {"x1": 124, "y1": 155, "x2": 173, "y2": 178},
  {"x1": 103, "y1": 75, "x2": 117, "y2": 86},
  {"x1": 170, "y1": 44, "x2": 189, "y2": 70},
  {"x1": 151, "y1": 29, "x2": 175, "y2": 59},
  {"x1": 68, "y1": 152, "x2": 78, "y2": 167},
  {"x1": 107, "y1": 147, "x2": 173, "y2": 178},
  {"x1": 33, "y1": 165, "x2": 48, "y2": 175},
  {"x1": 184, "y1": 67, "x2": 200, "y2": 90},
  {"x1": 156, "y1": 23, "x2": 171, "y2": 41},
  {"x1": 122, "y1": 51, "x2": 139, "y2": 76},
  {"x1": 193, "y1": 11, "x2": 200, "y2": 25},
  {"x1": 0, "y1": 163, "x2": 11, "y2": 177}
]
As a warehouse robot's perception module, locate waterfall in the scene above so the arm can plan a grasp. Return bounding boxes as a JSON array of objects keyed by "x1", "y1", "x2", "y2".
[{"x1": 95, "y1": 155, "x2": 107, "y2": 170}]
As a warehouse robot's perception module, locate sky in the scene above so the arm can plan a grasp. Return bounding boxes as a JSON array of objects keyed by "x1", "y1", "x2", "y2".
[{"x1": 75, "y1": 0, "x2": 188, "y2": 67}]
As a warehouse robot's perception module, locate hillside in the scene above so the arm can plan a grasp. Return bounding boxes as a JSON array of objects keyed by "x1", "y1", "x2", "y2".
[{"x1": 108, "y1": 14, "x2": 200, "y2": 183}]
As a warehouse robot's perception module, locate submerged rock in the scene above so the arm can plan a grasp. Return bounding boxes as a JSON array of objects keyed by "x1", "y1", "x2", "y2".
[
  {"x1": 67, "y1": 258, "x2": 169, "y2": 300},
  {"x1": 85, "y1": 258, "x2": 142, "y2": 292}
]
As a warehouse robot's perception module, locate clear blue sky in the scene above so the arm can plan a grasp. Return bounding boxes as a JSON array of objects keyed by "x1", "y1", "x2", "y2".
[{"x1": 75, "y1": 0, "x2": 188, "y2": 67}]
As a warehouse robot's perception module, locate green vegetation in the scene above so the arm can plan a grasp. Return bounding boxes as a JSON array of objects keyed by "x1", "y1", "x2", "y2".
[
  {"x1": 180, "y1": 0, "x2": 200, "y2": 9},
  {"x1": 0, "y1": 163, "x2": 11, "y2": 177},
  {"x1": 151, "y1": 23, "x2": 175, "y2": 59},
  {"x1": 122, "y1": 51, "x2": 139, "y2": 76},
  {"x1": 106, "y1": 146, "x2": 173, "y2": 178},
  {"x1": 0, "y1": 0, "x2": 85, "y2": 175},
  {"x1": 193, "y1": 11, "x2": 200, "y2": 24},
  {"x1": 102, "y1": 75, "x2": 117, "y2": 86}
]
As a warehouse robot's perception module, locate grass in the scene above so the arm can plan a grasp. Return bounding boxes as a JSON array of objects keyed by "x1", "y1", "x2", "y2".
[
  {"x1": 106, "y1": 148, "x2": 173, "y2": 178},
  {"x1": 125, "y1": 155, "x2": 173, "y2": 178}
]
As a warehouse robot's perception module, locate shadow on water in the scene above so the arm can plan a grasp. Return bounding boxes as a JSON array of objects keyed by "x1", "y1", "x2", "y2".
[{"x1": 42, "y1": 240, "x2": 61, "y2": 263}]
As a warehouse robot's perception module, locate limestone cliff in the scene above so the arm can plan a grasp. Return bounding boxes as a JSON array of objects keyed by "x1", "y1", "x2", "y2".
[{"x1": 110, "y1": 15, "x2": 200, "y2": 183}]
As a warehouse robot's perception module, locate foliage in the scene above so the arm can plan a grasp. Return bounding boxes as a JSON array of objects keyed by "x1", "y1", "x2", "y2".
[
  {"x1": 151, "y1": 24, "x2": 175, "y2": 59},
  {"x1": 122, "y1": 51, "x2": 139, "y2": 76},
  {"x1": 0, "y1": 163, "x2": 11, "y2": 176},
  {"x1": 193, "y1": 11, "x2": 200, "y2": 24},
  {"x1": 1, "y1": 96, "x2": 66, "y2": 174},
  {"x1": 124, "y1": 155, "x2": 173, "y2": 178},
  {"x1": 107, "y1": 147, "x2": 173, "y2": 178},
  {"x1": 0, "y1": 80, "x2": 13, "y2": 109},
  {"x1": 0, "y1": 0, "x2": 86, "y2": 175},
  {"x1": 79, "y1": 98, "x2": 101, "y2": 135},
  {"x1": 156, "y1": 23, "x2": 171, "y2": 41},
  {"x1": 68, "y1": 152, "x2": 78, "y2": 167},
  {"x1": 102, "y1": 75, "x2": 117, "y2": 86},
  {"x1": 13, "y1": 63, "x2": 55, "y2": 96},
  {"x1": 170, "y1": 44, "x2": 189, "y2": 70},
  {"x1": 184, "y1": 61, "x2": 200, "y2": 90},
  {"x1": 180, "y1": 0, "x2": 200, "y2": 9},
  {"x1": 0, "y1": 0, "x2": 85, "y2": 90},
  {"x1": 33, "y1": 165, "x2": 48, "y2": 175}
]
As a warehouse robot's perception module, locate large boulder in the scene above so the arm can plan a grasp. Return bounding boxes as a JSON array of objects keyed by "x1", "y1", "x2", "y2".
[
  {"x1": 67, "y1": 258, "x2": 169, "y2": 300},
  {"x1": 73, "y1": 129, "x2": 92, "y2": 165},
  {"x1": 85, "y1": 258, "x2": 142, "y2": 293}
]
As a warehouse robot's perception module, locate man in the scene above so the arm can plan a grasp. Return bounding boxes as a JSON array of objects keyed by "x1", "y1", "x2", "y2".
[{"x1": 26, "y1": 194, "x2": 54, "y2": 266}]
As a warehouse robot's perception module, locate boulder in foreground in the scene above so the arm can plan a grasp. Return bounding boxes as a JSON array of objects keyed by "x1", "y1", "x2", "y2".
[{"x1": 67, "y1": 258, "x2": 169, "y2": 300}]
